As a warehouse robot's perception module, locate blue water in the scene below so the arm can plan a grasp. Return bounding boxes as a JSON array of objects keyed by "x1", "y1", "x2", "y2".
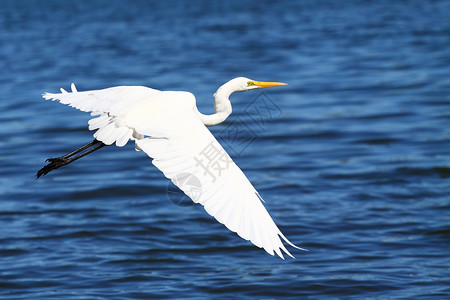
[{"x1": 1, "y1": 0, "x2": 449, "y2": 298}]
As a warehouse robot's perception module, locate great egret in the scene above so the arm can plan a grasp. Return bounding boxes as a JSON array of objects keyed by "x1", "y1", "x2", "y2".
[{"x1": 37, "y1": 77, "x2": 305, "y2": 259}]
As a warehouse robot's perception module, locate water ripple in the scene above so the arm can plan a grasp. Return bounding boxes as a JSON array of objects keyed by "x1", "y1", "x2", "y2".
[{"x1": 1, "y1": 0, "x2": 449, "y2": 299}]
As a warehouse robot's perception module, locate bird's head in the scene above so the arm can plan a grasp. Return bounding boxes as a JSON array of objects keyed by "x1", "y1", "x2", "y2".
[
  {"x1": 231, "y1": 77, "x2": 287, "y2": 92},
  {"x1": 220, "y1": 77, "x2": 286, "y2": 93}
]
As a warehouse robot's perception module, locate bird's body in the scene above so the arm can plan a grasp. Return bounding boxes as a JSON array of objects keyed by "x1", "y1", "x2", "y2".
[{"x1": 38, "y1": 77, "x2": 305, "y2": 259}]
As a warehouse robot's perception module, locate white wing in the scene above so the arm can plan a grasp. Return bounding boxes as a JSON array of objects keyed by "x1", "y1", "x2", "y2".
[
  {"x1": 126, "y1": 91, "x2": 304, "y2": 259},
  {"x1": 43, "y1": 85, "x2": 304, "y2": 258},
  {"x1": 43, "y1": 84, "x2": 161, "y2": 146},
  {"x1": 44, "y1": 83, "x2": 161, "y2": 115}
]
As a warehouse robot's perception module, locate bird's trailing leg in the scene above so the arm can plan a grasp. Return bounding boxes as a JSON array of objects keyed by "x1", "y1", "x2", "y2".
[{"x1": 36, "y1": 139, "x2": 106, "y2": 179}]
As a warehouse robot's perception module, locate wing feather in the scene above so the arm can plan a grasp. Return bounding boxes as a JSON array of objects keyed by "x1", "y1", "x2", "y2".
[
  {"x1": 130, "y1": 99, "x2": 304, "y2": 258},
  {"x1": 43, "y1": 85, "x2": 162, "y2": 147},
  {"x1": 44, "y1": 85, "x2": 160, "y2": 115},
  {"x1": 43, "y1": 84, "x2": 304, "y2": 258}
]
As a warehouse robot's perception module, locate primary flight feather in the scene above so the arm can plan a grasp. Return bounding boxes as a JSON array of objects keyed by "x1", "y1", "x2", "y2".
[{"x1": 38, "y1": 77, "x2": 305, "y2": 259}]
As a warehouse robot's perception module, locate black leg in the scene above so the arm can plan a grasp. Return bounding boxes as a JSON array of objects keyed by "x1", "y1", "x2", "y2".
[
  {"x1": 36, "y1": 139, "x2": 107, "y2": 179},
  {"x1": 46, "y1": 139, "x2": 102, "y2": 162}
]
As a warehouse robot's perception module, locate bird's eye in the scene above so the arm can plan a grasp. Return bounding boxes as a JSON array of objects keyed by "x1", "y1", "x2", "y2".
[{"x1": 247, "y1": 81, "x2": 255, "y2": 86}]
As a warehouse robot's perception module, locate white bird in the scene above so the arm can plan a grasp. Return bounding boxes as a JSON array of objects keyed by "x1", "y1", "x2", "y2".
[{"x1": 37, "y1": 77, "x2": 305, "y2": 259}]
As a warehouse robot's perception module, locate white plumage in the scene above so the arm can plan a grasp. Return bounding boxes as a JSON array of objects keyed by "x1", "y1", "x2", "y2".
[{"x1": 42, "y1": 78, "x2": 305, "y2": 259}]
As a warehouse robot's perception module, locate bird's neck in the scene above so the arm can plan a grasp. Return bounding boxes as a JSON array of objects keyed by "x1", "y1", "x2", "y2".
[{"x1": 195, "y1": 82, "x2": 234, "y2": 127}]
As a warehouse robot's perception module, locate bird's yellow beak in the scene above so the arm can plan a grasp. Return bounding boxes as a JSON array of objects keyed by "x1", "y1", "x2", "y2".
[{"x1": 249, "y1": 81, "x2": 287, "y2": 88}]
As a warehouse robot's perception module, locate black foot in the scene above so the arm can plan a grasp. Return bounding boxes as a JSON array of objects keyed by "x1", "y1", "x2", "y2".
[
  {"x1": 36, "y1": 158, "x2": 71, "y2": 179},
  {"x1": 36, "y1": 139, "x2": 106, "y2": 179}
]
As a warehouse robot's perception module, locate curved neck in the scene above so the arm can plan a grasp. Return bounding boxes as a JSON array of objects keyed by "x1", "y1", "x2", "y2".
[{"x1": 195, "y1": 82, "x2": 234, "y2": 127}]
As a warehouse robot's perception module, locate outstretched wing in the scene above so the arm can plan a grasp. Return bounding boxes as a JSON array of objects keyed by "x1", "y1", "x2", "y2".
[
  {"x1": 126, "y1": 94, "x2": 304, "y2": 259},
  {"x1": 43, "y1": 83, "x2": 161, "y2": 115},
  {"x1": 43, "y1": 84, "x2": 304, "y2": 258},
  {"x1": 43, "y1": 84, "x2": 161, "y2": 146}
]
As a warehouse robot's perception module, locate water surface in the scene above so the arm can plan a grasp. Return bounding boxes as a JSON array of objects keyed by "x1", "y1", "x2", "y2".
[{"x1": 0, "y1": 0, "x2": 449, "y2": 299}]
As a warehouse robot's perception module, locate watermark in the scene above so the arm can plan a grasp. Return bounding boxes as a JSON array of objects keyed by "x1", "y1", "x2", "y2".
[
  {"x1": 244, "y1": 91, "x2": 283, "y2": 130},
  {"x1": 217, "y1": 117, "x2": 258, "y2": 157},
  {"x1": 167, "y1": 91, "x2": 283, "y2": 206},
  {"x1": 194, "y1": 141, "x2": 233, "y2": 183},
  {"x1": 218, "y1": 91, "x2": 283, "y2": 156},
  {"x1": 167, "y1": 173, "x2": 202, "y2": 207}
]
